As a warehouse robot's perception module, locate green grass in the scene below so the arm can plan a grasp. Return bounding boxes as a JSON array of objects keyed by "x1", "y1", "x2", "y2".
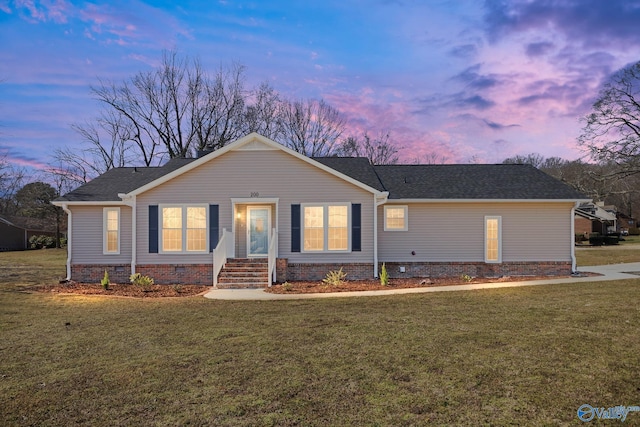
[
  {"x1": 1, "y1": 250, "x2": 640, "y2": 425},
  {"x1": 576, "y1": 245, "x2": 640, "y2": 266}
]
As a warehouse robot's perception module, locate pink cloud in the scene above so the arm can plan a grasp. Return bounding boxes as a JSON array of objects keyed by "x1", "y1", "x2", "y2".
[{"x1": 12, "y1": 0, "x2": 71, "y2": 23}]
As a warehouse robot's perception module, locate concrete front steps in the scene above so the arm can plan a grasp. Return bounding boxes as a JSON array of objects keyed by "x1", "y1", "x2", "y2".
[{"x1": 216, "y1": 258, "x2": 269, "y2": 289}]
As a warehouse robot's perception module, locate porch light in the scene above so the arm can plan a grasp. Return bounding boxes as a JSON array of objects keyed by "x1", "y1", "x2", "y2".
[{"x1": 236, "y1": 212, "x2": 241, "y2": 219}]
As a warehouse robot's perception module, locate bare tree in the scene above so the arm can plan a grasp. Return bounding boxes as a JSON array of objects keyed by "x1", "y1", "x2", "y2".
[
  {"x1": 0, "y1": 153, "x2": 26, "y2": 215},
  {"x1": 243, "y1": 82, "x2": 282, "y2": 140},
  {"x1": 578, "y1": 61, "x2": 640, "y2": 175},
  {"x1": 337, "y1": 132, "x2": 401, "y2": 165},
  {"x1": 74, "y1": 51, "x2": 249, "y2": 168},
  {"x1": 195, "y1": 62, "x2": 247, "y2": 151},
  {"x1": 502, "y1": 153, "x2": 545, "y2": 168},
  {"x1": 278, "y1": 98, "x2": 346, "y2": 156}
]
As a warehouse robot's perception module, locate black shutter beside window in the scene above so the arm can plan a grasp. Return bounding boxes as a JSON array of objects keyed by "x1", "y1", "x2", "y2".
[
  {"x1": 291, "y1": 204, "x2": 301, "y2": 252},
  {"x1": 352, "y1": 203, "x2": 361, "y2": 252},
  {"x1": 209, "y1": 204, "x2": 219, "y2": 252},
  {"x1": 149, "y1": 205, "x2": 159, "y2": 253}
]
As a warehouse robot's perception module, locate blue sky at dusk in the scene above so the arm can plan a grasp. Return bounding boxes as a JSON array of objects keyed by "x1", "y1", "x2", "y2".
[{"x1": 2, "y1": 0, "x2": 640, "y2": 170}]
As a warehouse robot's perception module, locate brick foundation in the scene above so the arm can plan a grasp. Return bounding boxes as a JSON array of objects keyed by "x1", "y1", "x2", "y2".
[
  {"x1": 71, "y1": 264, "x2": 213, "y2": 285},
  {"x1": 72, "y1": 264, "x2": 132, "y2": 284},
  {"x1": 381, "y1": 261, "x2": 573, "y2": 279},
  {"x1": 285, "y1": 262, "x2": 374, "y2": 281},
  {"x1": 72, "y1": 260, "x2": 572, "y2": 285},
  {"x1": 136, "y1": 264, "x2": 213, "y2": 285},
  {"x1": 280, "y1": 260, "x2": 572, "y2": 281}
]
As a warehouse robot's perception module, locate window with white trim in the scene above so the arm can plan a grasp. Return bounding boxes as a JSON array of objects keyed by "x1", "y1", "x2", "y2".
[
  {"x1": 384, "y1": 205, "x2": 408, "y2": 231},
  {"x1": 485, "y1": 216, "x2": 502, "y2": 263},
  {"x1": 103, "y1": 207, "x2": 120, "y2": 254},
  {"x1": 161, "y1": 205, "x2": 208, "y2": 253},
  {"x1": 303, "y1": 203, "x2": 350, "y2": 252}
]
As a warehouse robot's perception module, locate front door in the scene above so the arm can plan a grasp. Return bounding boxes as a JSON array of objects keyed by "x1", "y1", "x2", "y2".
[{"x1": 247, "y1": 206, "x2": 270, "y2": 257}]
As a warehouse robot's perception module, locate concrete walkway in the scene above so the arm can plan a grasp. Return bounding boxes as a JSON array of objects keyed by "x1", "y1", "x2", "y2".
[{"x1": 203, "y1": 262, "x2": 640, "y2": 301}]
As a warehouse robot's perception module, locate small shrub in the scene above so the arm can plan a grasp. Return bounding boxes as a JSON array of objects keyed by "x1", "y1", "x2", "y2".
[
  {"x1": 380, "y1": 263, "x2": 389, "y2": 286},
  {"x1": 29, "y1": 235, "x2": 56, "y2": 249},
  {"x1": 322, "y1": 268, "x2": 347, "y2": 287},
  {"x1": 629, "y1": 227, "x2": 640, "y2": 236},
  {"x1": 130, "y1": 273, "x2": 155, "y2": 291},
  {"x1": 101, "y1": 270, "x2": 110, "y2": 290},
  {"x1": 172, "y1": 284, "x2": 182, "y2": 294},
  {"x1": 461, "y1": 274, "x2": 473, "y2": 283},
  {"x1": 282, "y1": 282, "x2": 292, "y2": 292}
]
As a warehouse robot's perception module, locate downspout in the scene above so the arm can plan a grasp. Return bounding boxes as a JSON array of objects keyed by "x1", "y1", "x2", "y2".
[
  {"x1": 373, "y1": 194, "x2": 378, "y2": 278},
  {"x1": 131, "y1": 195, "x2": 137, "y2": 275},
  {"x1": 61, "y1": 204, "x2": 72, "y2": 281},
  {"x1": 571, "y1": 202, "x2": 578, "y2": 273},
  {"x1": 373, "y1": 192, "x2": 389, "y2": 278},
  {"x1": 118, "y1": 193, "x2": 136, "y2": 275}
]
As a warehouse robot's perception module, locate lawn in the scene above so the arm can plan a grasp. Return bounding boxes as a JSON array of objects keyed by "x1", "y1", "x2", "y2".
[
  {"x1": 576, "y1": 240, "x2": 640, "y2": 267},
  {"x1": 1, "y1": 249, "x2": 640, "y2": 425}
]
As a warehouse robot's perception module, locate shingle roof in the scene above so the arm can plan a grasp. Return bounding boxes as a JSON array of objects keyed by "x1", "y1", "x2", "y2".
[
  {"x1": 373, "y1": 164, "x2": 586, "y2": 199},
  {"x1": 55, "y1": 157, "x2": 196, "y2": 202},
  {"x1": 56, "y1": 154, "x2": 586, "y2": 202},
  {"x1": 312, "y1": 157, "x2": 385, "y2": 191}
]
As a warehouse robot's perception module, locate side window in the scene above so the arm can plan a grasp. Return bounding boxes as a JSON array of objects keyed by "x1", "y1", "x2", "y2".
[
  {"x1": 485, "y1": 216, "x2": 502, "y2": 263},
  {"x1": 384, "y1": 206, "x2": 408, "y2": 231},
  {"x1": 104, "y1": 207, "x2": 120, "y2": 254}
]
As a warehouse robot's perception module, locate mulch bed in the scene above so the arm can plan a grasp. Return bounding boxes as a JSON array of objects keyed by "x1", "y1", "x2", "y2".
[
  {"x1": 36, "y1": 282, "x2": 210, "y2": 298},
  {"x1": 35, "y1": 272, "x2": 598, "y2": 297}
]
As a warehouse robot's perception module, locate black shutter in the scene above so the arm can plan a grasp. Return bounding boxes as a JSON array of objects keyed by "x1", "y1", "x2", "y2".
[
  {"x1": 352, "y1": 203, "x2": 361, "y2": 252},
  {"x1": 149, "y1": 205, "x2": 158, "y2": 253},
  {"x1": 291, "y1": 204, "x2": 301, "y2": 252},
  {"x1": 209, "y1": 204, "x2": 219, "y2": 252}
]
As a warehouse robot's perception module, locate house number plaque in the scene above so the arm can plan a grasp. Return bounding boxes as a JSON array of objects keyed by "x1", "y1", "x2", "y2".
[{"x1": 250, "y1": 192, "x2": 260, "y2": 198}]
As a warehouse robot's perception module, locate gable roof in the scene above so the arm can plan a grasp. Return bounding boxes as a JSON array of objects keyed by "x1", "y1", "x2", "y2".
[
  {"x1": 54, "y1": 134, "x2": 588, "y2": 204},
  {"x1": 372, "y1": 164, "x2": 587, "y2": 200},
  {"x1": 119, "y1": 133, "x2": 385, "y2": 199}
]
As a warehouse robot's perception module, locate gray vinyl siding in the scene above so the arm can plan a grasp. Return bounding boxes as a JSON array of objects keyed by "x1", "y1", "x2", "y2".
[
  {"x1": 70, "y1": 205, "x2": 132, "y2": 264},
  {"x1": 136, "y1": 149, "x2": 375, "y2": 265},
  {"x1": 378, "y1": 202, "x2": 574, "y2": 262}
]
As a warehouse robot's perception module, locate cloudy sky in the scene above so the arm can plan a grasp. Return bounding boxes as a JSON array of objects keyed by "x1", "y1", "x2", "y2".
[{"x1": 2, "y1": 0, "x2": 640, "y2": 170}]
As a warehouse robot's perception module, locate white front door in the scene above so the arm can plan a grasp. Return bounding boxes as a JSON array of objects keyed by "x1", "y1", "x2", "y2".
[{"x1": 247, "y1": 206, "x2": 270, "y2": 257}]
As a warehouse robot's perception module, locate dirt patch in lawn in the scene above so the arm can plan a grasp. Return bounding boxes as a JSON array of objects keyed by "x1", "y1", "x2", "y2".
[
  {"x1": 265, "y1": 273, "x2": 592, "y2": 294},
  {"x1": 36, "y1": 282, "x2": 210, "y2": 298}
]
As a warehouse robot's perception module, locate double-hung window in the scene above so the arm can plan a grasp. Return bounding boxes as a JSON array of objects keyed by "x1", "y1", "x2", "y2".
[
  {"x1": 103, "y1": 207, "x2": 120, "y2": 254},
  {"x1": 485, "y1": 216, "x2": 502, "y2": 263},
  {"x1": 384, "y1": 206, "x2": 408, "y2": 231},
  {"x1": 303, "y1": 204, "x2": 350, "y2": 252},
  {"x1": 161, "y1": 205, "x2": 207, "y2": 253}
]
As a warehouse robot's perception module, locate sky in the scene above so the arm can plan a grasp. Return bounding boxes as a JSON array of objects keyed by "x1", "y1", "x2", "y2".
[{"x1": 2, "y1": 0, "x2": 640, "y2": 172}]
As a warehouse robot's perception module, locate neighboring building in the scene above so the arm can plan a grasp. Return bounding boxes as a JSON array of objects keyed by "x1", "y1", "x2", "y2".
[
  {"x1": 0, "y1": 215, "x2": 58, "y2": 251},
  {"x1": 617, "y1": 211, "x2": 637, "y2": 235},
  {"x1": 574, "y1": 202, "x2": 617, "y2": 237},
  {"x1": 53, "y1": 133, "x2": 589, "y2": 287},
  {"x1": 0, "y1": 216, "x2": 28, "y2": 251}
]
